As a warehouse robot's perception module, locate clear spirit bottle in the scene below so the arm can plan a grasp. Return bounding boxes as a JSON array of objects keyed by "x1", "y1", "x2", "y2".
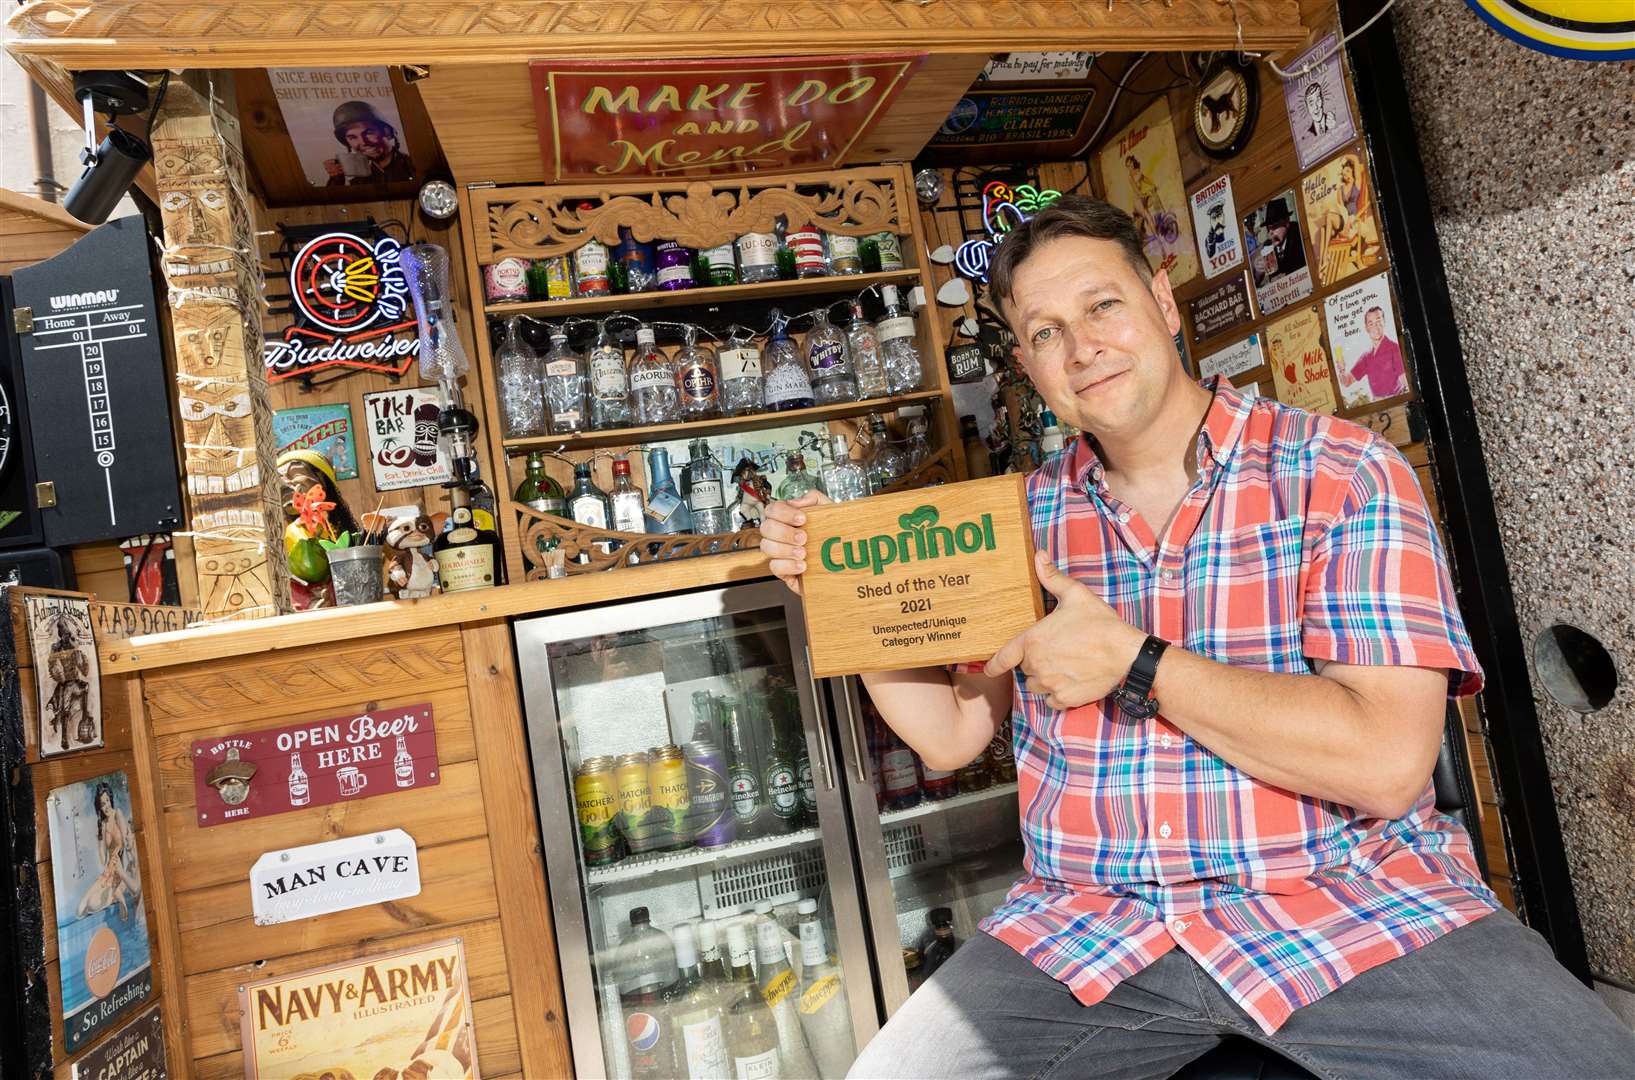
[
  {"x1": 495, "y1": 316, "x2": 546, "y2": 438},
  {"x1": 684, "y1": 439, "x2": 731, "y2": 536},
  {"x1": 845, "y1": 300, "x2": 889, "y2": 399},
  {"x1": 763, "y1": 312, "x2": 816, "y2": 413},
  {"x1": 863, "y1": 415, "x2": 910, "y2": 494},
  {"x1": 805, "y1": 308, "x2": 858, "y2": 405},
  {"x1": 719, "y1": 329, "x2": 765, "y2": 417},
  {"x1": 609, "y1": 458, "x2": 646, "y2": 534},
  {"x1": 736, "y1": 230, "x2": 780, "y2": 283},
  {"x1": 629, "y1": 325, "x2": 681, "y2": 426},
  {"x1": 876, "y1": 285, "x2": 924, "y2": 394},
  {"x1": 542, "y1": 327, "x2": 587, "y2": 435},
  {"x1": 775, "y1": 453, "x2": 825, "y2": 500},
  {"x1": 700, "y1": 242, "x2": 738, "y2": 286},
  {"x1": 675, "y1": 325, "x2": 722, "y2": 421},
  {"x1": 820, "y1": 434, "x2": 868, "y2": 502},
  {"x1": 588, "y1": 322, "x2": 631, "y2": 431}
]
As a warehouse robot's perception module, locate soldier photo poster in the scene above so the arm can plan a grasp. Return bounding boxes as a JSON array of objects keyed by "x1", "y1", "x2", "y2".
[
  {"x1": 1325, "y1": 272, "x2": 1408, "y2": 408},
  {"x1": 47, "y1": 771, "x2": 154, "y2": 1053},
  {"x1": 26, "y1": 593, "x2": 103, "y2": 756},
  {"x1": 239, "y1": 938, "x2": 478, "y2": 1079},
  {"x1": 1266, "y1": 305, "x2": 1338, "y2": 415},
  {"x1": 269, "y1": 67, "x2": 417, "y2": 189},
  {"x1": 1242, "y1": 190, "x2": 1314, "y2": 317},
  {"x1": 1099, "y1": 99, "x2": 1200, "y2": 287},
  {"x1": 1299, "y1": 148, "x2": 1383, "y2": 288}
]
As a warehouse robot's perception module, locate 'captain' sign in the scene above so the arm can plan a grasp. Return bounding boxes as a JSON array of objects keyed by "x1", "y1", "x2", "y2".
[
  {"x1": 531, "y1": 54, "x2": 923, "y2": 180},
  {"x1": 251, "y1": 830, "x2": 421, "y2": 926}
]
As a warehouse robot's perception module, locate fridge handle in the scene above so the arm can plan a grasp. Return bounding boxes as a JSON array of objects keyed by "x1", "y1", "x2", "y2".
[
  {"x1": 840, "y1": 676, "x2": 870, "y2": 786},
  {"x1": 802, "y1": 645, "x2": 836, "y2": 792}
]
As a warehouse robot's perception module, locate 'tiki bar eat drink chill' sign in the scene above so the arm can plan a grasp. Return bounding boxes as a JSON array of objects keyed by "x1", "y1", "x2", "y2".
[
  {"x1": 799, "y1": 474, "x2": 1043, "y2": 678},
  {"x1": 191, "y1": 704, "x2": 438, "y2": 826},
  {"x1": 531, "y1": 54, "x2": 923, "y2": 180}
]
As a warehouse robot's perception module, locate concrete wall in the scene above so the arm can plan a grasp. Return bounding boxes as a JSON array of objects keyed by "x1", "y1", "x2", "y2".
[{"x1": 1392, "y1": 3, "x2": 1635, "y2": 985}]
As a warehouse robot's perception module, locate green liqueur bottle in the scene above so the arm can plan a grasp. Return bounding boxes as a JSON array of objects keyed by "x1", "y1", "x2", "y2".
[{"x1": 514, "y1": 451, "x2": 566, "y2": 516}]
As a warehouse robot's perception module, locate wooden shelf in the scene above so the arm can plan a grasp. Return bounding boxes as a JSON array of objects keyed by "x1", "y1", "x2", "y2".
[
  {"x1": 502, "y1": 390, "x2": 945, "y2": 453},
  {"x1": 480, "y1": 269, "x2": 921, "y2": 320}
]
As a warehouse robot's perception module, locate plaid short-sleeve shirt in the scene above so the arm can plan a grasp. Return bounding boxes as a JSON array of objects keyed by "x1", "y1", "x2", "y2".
[{"x1": 978, "y1": 379, "x2": 1496, "y2": 1034}]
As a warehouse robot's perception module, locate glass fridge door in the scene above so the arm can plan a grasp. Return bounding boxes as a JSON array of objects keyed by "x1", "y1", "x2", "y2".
[
  {"x1": 832, "y1": 675, "x2": 1024, "y2": 1017},
  {"x1": 516, "y1": 581, "x2": 876, "y2": 1080}
]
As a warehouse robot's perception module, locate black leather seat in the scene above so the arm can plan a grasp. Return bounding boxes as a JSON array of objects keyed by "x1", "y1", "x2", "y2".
[{"x1": 1171, "y1": 704, "x2": 1487, "y2": 1078}]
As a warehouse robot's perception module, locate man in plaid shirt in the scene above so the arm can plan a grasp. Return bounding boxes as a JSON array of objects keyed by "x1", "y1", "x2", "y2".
[{"x1": 761, "y1": 197, "x2": 1631, "y2": 1077}]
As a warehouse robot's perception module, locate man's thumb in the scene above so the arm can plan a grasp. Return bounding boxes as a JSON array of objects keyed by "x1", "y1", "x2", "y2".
[{"x1": 1034, "y1": 551, "x2": 1077, "y2": 598}]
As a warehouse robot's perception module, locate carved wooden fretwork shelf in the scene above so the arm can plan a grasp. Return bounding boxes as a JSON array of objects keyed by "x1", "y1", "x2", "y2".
[
  {"x1": 517, "y1": 509, "x2": 763, "y2": 578},
  {"x1": 471, "y1": 166, "x2": 912, "y2": 262}
]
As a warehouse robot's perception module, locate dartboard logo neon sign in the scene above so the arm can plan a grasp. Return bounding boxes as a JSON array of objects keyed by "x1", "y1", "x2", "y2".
[{"x1": 290, "y1": 231, "x2": 410, "y2": 333}]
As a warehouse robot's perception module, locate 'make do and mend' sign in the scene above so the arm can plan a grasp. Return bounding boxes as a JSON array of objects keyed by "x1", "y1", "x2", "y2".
[{"x1": 799, "y1": 474, "x2": 1042, "y2": 678}]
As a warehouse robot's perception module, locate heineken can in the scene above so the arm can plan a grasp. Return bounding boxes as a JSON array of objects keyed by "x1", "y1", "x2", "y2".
[
  {"x1": 649, "y1": 745, "x2": 693, "y2": 851},
  {"x1": 684, "y1": 739, "x2": 736, "y2": 848},
  {"x1": 574, "y1": 756, "x2": 623, "y2": 867}
]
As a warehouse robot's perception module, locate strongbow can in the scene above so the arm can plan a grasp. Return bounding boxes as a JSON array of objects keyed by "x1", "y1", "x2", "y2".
[
  {"x1": 684, "y1": 739, "x2": 736, "y2": 848},
  {"x1": 649, "y1": 745, "x2": 694, "y2": 851},
  {"x1": 574, "y1": 756, "x2": 623, "y2": 867},
  {"x1": 613, "y1": 751, "x2": 663, "y2": 854}
]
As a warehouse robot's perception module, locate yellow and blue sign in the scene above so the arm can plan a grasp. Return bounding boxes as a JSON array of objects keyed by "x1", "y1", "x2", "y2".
[{"x1": 1464, "y1": 1, "x2": 1634, "y2": 61}]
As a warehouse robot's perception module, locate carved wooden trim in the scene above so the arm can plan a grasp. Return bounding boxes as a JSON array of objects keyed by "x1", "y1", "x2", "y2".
[
  {"x1": 516, "y1": 508, "x2": 762, "y2": 578},
  {"x1": 6, "y1": 1, "x2": 1308, "y2": 67},
  {"x1": 879, "y1": 448, "x2": 958, "y2": 493},
  {"x1": 484, "y1": 174, "x2": 902, "y2": 262}
]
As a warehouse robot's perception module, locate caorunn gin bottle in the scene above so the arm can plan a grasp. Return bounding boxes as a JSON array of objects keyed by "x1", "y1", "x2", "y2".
[
  {"x1": 629, "y1": 325, "x2": 680, "y2": 425},
  {"x1": 542, "y1": 327, "x2": 587, "y2": 435},
  {"x1": 805, "y1": 307, "x2": 858, "y2": 405},
  {"x1": 588, "y1": 321, "x2": 631, "y2": 430}
]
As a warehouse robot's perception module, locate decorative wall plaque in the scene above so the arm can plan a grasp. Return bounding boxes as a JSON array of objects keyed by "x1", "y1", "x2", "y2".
[
  {"x1": 250, "y1": 829, "x2": 421, "y2": 926},
  {"x1": 191, "y1": 703, "x2": 438, "y2": 826},
  {"x1": 70, "y1": 1004, "x2": 167, "y2": 1080},
  {"x1": 799, "y1": 474, "x2": 1042, "y2": 678},
  {"x1": 1189, "y1": 272, "x2": 1255, "y2": 343},
  {"x1": 25, "y1": 592, "x2": 102, "y2": 756}
]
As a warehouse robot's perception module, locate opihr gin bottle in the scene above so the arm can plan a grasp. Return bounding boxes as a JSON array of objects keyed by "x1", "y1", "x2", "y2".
[{"x1": 675, "y1": 325, "x2": 721, "y2": 421}]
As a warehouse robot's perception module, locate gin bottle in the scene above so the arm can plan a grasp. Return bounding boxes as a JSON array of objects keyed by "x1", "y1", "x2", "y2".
[
  {"x1": 719, "y1": 329, "x2": 765, "y2": 417},
  {"x1": 905, "y1": 413, "x2": 933, "y2": 469},
  {"x1": 542, "y1": 327, "x2": 587, "y2": 435},
  {"x1": 684, "y1": 439, "x2": 732, "y2": 536},
  {"x1": 775, "y1": 453, "x2": 825, "y2": 500},
  {"x1": 787, "y1": 223, "x2": 828, "y2": 278},
  {"x1": 826, "y1": 232, "x2": 863, "y2": 275},
  {"x1": 736, "y1": 229, "x2": 780, "y2": 283},
  {"x1": 495, "y1": 316, "x2": 546, "y2": 438},
  {"x1": 863, "y1": 415, "x2": 910, "y2": 494},
  {"x1": 675, "y1": 325, "x2": 722, "y2": 421},
  {"x1": 805, "y1": 308, "x2": 858, "y2": 405},
  {"x1": 876, "y1": 285, "x2": 924, "y2": 394},
  {"x1": 588, "y1": 322, "x2": 632, "y2": 430},
  {"x1": 700, "y1": 242, "x2": 739, "y2": 286},
  {"x1": 629, "y1": 325, "x2": 681, "y2": 426},
  {"x1": 763, "y1": 312, "x2": 816, "y2": 413},
  {"x1": 645, "y1": 448, "x2": 694, "y2": 536},
  {"x1": 609, "y1": 458, "x2": 646, "y2": 534},
  {"x1": 845, "y1": 300, "x2": 889, "y2": 399},
  {"x1": 820, "y1": 434, "x2": 868, "y2": 503}
]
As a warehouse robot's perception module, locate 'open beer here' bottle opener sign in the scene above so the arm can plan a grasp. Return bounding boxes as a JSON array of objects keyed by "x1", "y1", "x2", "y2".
[{"x1": 798, "y1": 474, "x2": 1043, "y2": 678}]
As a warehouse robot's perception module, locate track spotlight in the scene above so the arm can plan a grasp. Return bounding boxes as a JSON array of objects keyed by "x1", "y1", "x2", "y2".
[{"x1": 63, "y1": 71, "x2": 153, "y2": 225}]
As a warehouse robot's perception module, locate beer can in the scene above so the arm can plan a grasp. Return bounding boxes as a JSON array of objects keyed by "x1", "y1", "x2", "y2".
[
  {"x1": 649, "y1": 745, "x2": 693, "y2": 851},
  {"x1": 574, "y1": 756, "x2": 623, "y2": 867},
  {"x1": 613, "y1": 751, "x2": 662, "y2": 854},
  {"x1": 684, "y1": 739, "x2": 737, "y2": 848}
]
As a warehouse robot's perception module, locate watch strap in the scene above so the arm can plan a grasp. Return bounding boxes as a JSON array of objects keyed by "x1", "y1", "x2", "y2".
[{"x1": 1114, "y1": 635, "x2": 1168, "y2": 719}]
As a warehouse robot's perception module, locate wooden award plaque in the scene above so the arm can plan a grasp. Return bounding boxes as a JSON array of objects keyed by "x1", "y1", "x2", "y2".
[{"x1": 799, "y1": 473, "x2": 1043, "y2": 678}]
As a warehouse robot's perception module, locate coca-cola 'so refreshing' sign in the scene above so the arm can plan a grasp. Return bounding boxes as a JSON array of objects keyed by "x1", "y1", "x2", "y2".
[{"x1": 191, "y1": 703, "x2": 437, "y2": 827}]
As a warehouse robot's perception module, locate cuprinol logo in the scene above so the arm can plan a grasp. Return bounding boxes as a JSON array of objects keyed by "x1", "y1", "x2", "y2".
[{"x1": 820, "y1": 506, "x2": 996, "y2": 576}]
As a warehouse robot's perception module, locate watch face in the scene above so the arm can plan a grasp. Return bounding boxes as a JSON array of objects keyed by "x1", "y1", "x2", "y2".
[
  {"x1": 418, "y1": 180, "x2": 458, "y2": 220},
  {"x1": 1113, "y1": 687, "x2": 1160, "y2": 720}
]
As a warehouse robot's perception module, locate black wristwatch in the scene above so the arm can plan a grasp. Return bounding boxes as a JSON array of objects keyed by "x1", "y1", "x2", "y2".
[{"x1": 1112, "y1": 635, "x2": 1168, "y2": 719}]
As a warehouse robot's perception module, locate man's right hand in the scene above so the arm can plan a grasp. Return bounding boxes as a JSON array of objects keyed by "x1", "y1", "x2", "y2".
[{"x1": 758, "y1": 491, "x2": 831, "y2": 596}]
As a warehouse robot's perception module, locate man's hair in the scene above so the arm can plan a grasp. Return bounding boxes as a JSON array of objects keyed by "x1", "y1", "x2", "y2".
[
  {"x1": 988, "y1": 195, "x2": 1150, "y2": 316},
  {"x1": 1365, "y1": 305, "x2": 1385, "y2": 320}
]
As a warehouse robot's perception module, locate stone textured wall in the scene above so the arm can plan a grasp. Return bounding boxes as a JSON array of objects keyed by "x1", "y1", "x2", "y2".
[{"x1": 1392, "y1": 3, "x2": 1635, "y2": 982}]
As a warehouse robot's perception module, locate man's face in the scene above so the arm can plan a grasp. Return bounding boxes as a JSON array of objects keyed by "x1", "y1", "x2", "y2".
[
  {"x1": 1001, "y1": 236, "x2": 1183, "y2": 442},
  {"x1": 342, "y1": 122, "x2": 392, "y2": 161},
  {"x1": 1304, "y1": 85, "x2": 1325, "y2": 117},
  {"x1": 1268, "y1": 222, "x2": 1289, "y2": 245},
  {"x1": 1364, "y1": 309, "x2": 1385, "y2": 344}
]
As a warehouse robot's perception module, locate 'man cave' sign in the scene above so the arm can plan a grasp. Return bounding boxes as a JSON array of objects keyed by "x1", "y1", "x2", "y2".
[{"x1": 532, "y1": 54, "x2": 923, "y2": 180}]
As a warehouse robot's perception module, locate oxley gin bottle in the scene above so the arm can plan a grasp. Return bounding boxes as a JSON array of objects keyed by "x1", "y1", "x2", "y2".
[
  {"x1": 805, "y1": 307, "x2": 858, "y2": 405},
  {"x1": 588, "y1": 322, "x2": 631, "y2": 430},
  {"x1": 542, "y1": 327, "x2": 587, "y2": 435},
  {"x1": 629, "y1": 325, "x2": 681, "y2": 425},
  {"x1": 684, "y1": 439, "x2": 731, "y2": 536}
]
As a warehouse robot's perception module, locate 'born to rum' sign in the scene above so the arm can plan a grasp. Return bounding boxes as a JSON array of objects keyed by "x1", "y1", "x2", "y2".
[{"x1": 799, "y1": 473, "x2": 1042, "y2": 677}]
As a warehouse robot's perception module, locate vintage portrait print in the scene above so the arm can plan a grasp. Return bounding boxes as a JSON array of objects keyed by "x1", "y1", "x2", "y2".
[
  {"x1": 269, "y1": 68, "x2": 417, "y2": 188},
  {"x1": 1299, "y1": 148, "x2": 1384, "y2": 287},
  {"x1": 1242, "y1": 190, "x2": 1315, "y2": 317},
  {"x1": 1266, "y1": 305, "x2": 1338, "y2": 415},
  {"x1": 1282, "y1": 33, "x2": 1359, "y2": 170},
  {"x1": 26, "y1": 593, "x2": 103, "y2": 756},
  {"x1": 1099, "y1": 99, "x2": 1201, "y2": 287},
  {"x1": 47, "y1": 771, "x2": 154, "y2": 1052},
  {"x1": 1325, "y1": 272, "x2": 1408, "y2": 408}
]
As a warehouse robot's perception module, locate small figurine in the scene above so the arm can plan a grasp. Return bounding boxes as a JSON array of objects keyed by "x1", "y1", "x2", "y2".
[
  {"x1": 729, "y1": 455, "x2": 773, "y2": 531},
  {"x1": 384, "y1": 512, "x2": 440, "y2": 599}
]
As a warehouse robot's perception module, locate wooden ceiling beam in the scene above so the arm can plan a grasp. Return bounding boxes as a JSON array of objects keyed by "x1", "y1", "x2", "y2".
[{"x1": 7, "y1": 0, "x2": 1307, "y2": 69}]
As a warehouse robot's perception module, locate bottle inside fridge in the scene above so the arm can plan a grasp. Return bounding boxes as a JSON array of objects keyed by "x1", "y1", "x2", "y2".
[{"x1": 520, "y1": 592, "x2": 867, "y2": 1079}]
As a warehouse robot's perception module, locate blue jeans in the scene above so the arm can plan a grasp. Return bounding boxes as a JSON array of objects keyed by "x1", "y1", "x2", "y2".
[{"x1": 848, "y1": 909, "x2": 1633, "y2": 1079}]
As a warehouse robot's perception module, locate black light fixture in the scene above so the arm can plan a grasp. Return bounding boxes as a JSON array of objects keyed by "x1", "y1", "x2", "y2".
[{"x1": 63, "y1": 71, "x2": 153, "y2": 225}]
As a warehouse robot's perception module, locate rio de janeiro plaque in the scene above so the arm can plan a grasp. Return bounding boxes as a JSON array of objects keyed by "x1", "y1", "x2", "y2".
[{"x1": 799, "y1": 473, "x2": 1043, "y2": 678}]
